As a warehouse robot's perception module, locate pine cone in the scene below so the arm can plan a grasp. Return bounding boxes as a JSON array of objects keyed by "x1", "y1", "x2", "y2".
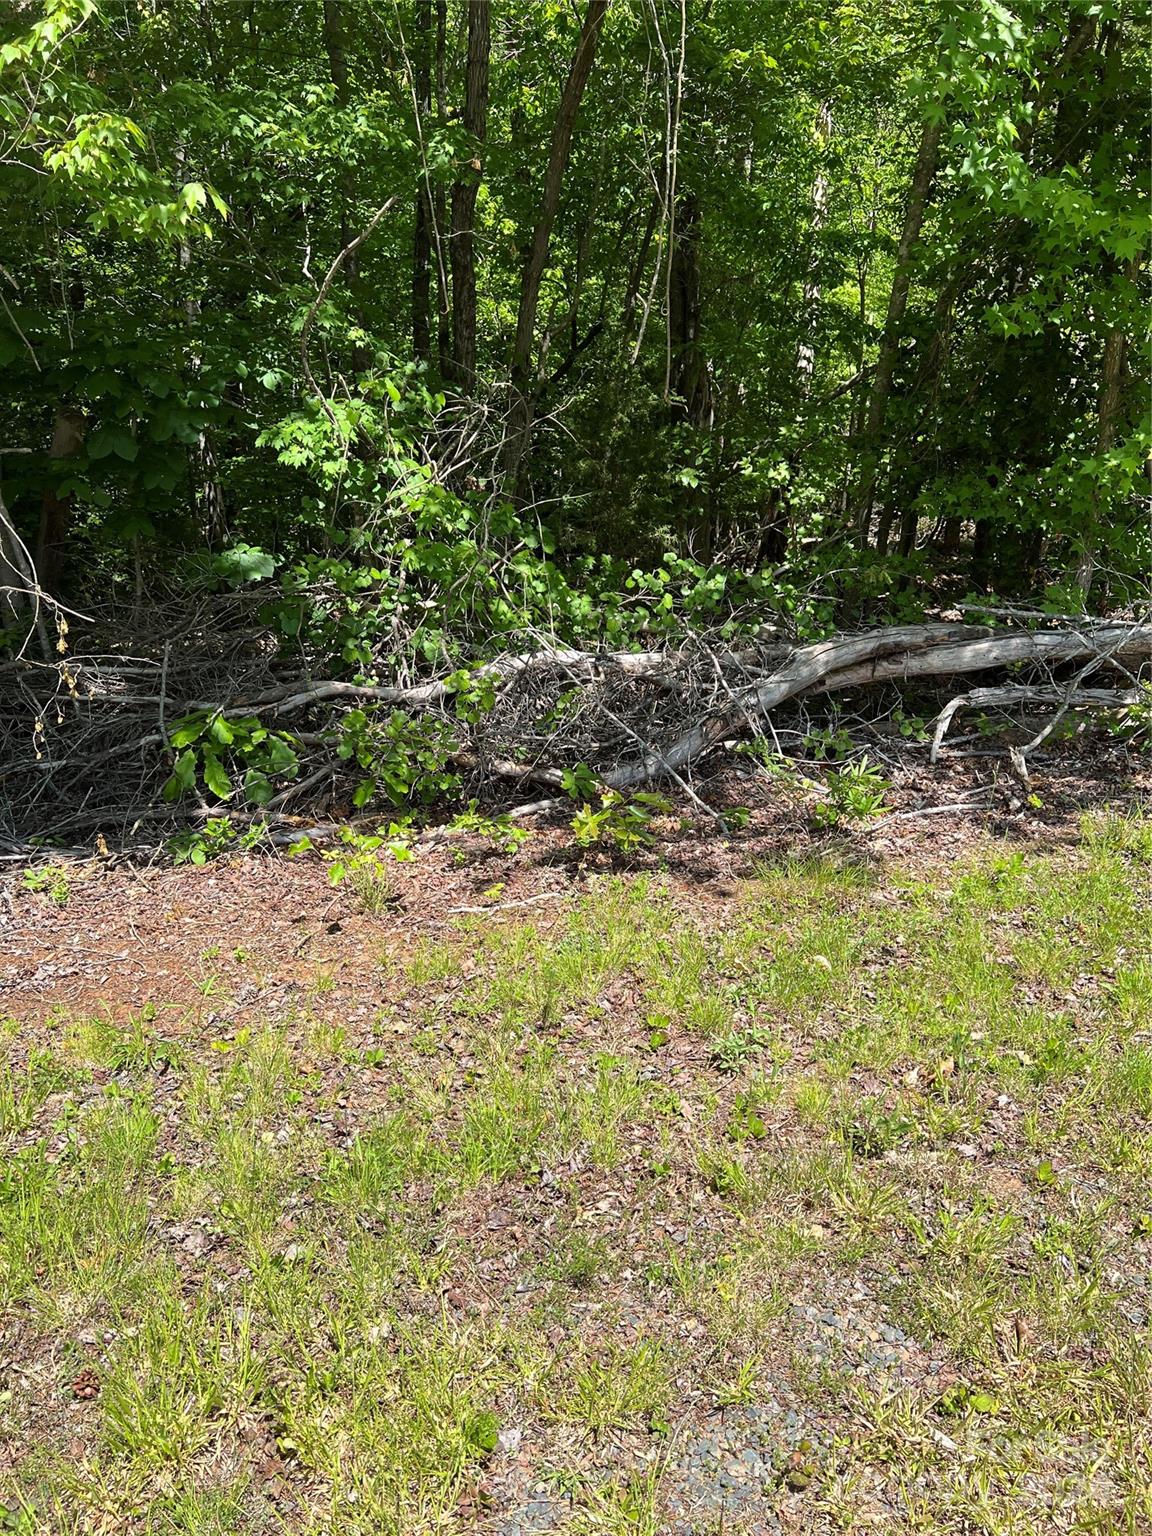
[{"x1": 71, "y1": 1366, "x2": 100, "y2": 1401}]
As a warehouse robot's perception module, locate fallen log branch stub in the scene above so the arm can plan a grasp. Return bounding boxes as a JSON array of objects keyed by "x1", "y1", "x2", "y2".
[{"x1": 930, "y1": 685, "x2": 1139, "y2": 765}]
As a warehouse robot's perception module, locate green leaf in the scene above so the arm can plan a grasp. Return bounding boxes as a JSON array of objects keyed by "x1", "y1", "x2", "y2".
[
  {"x1": 169, "y1": 719, "x2": 206, "y2": 749},
  {"x1": 264, "y1": 737, "x2": 299, "y2": 775},
  {"x1": 173, "y1": 749, "x2": 198, "y2": 788},
  {"x1": 87, "y1": 426, "x2": 137, "y2": 462},
  {"x1": 465, "y1": 1411, "x2": 500, "y2": 1455},
  {"x1": 244, "y1": 769, "x2": 273, "y2": 805},
  {"x1": 202, "y1": 751, "x2": 233, "y2": 800},
  {"x1": 213, "y1": 543, "x2": 278, "y2": 587}
]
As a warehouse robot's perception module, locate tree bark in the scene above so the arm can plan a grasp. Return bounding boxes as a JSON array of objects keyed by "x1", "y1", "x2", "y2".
[
  {"x1": 1, "y1": 489, "x2": 51, "y2": 658},
  {"x1": 668, "y1": 193, "x2": 712, "y2": 428},
  {"x1": 36, "y1": 407, "x2": 85, "y2": 595},
  {"x1": 511, "y1": 0, "x2": 608, "y2": 385},
  {"x1": 668, "y1": 192, "x2": 715, "y2": 557},
  {"x1": 412, "y1": 0, "x2": 434, "y2": 362},
  {"x1": 448, "y1": 0, "x2": 491, "y2": 386},
  {"x1": 1078, "y1": 256, "x2": 1139, "y2": 600},
  {"x1": 321, "y1": 0, "x2": 349, "y2": 102},
  {"x1": 505, "y1": 0, "x2": 609, "y2": 491},
  {"x1": 796, "y1": 102, "x2": 833, "y2": 393},
  {"x1": 602, "y1": 621, "x2": 1152, "y2": 788},
  {"x1": 895, "y1": 274, "x2": 961, "y2": 558},
  {"x1": 856, "y1": 116, "x2": 943, "y2": 551},
  {"x1": 433, "y1": 0, "x2": 451, "y2": 375}
]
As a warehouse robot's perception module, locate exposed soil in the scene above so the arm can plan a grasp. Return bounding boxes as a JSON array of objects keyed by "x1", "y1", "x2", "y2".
[{"x1": 3, "y1": 737, "x2": 1145, "y2": 1026}]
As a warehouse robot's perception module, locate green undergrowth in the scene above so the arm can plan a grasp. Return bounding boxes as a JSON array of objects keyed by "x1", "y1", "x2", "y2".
[{"x1": 1, "y1": 809, "x2": 1150, "y2": 1533}]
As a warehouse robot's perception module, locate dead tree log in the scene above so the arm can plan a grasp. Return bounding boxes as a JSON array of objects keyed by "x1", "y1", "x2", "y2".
[
  {"x1": 603, "y1": 621, "x2": 1150, "y2": 786},
  {"x1": 2, "y1": 618, "x2": 1147, "y2": 840}
]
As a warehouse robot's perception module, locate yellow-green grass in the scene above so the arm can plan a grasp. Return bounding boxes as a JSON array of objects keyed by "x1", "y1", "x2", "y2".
[{"x1": 1, "y1": 809, "x2": 1149, "y2": 1533}]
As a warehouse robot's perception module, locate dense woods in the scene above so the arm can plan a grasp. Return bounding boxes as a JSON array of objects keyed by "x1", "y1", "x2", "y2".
[{"x1": 0, "y1": 0, "x2": 1148, "y2": 838}]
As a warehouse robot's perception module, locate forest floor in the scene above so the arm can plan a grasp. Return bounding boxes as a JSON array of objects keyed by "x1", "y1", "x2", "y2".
[{"x1": 1, "y1": 743, "x2": 1150, "y2": 1535}]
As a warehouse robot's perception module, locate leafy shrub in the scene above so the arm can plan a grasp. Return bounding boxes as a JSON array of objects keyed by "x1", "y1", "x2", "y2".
[
  {"x1": 163, "y1": 712, "x2": 300, "y2": 806},
  {"x1": 337, "y1": 709, "x2": 459, "y2": 809},
  {"x1": 285, "y1": 821, "x2": 404, "y2": 911},
  {"x1": 450, "y1": 801, "x2": 531, "y2": 854},
  {"x1": 1107, "y1": 684, "x2": 1152, "y2": 751},
  {"x1": 21, "y1": 864, "x2": 71, "y2": 906},
  {"x1": 570, "y1": 789, "x2": 672, "y2": 853},
  {"x1": 168, "y1": 818, "x2": 269, "y2": 865}
]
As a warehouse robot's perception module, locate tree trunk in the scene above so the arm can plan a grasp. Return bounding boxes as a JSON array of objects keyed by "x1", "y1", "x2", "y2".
[
  {"x1": 895, "y1": 275, "x2": 960, "y2": 558},
  {"x1": 668, "y1": 192, "x2": 715, "y2": 557},
  {"x1": 36, "y1": 407, "x2": 85, "y2": 595},
  {"x1": 412, "y1": 0, "x2": 434, "y2": 362},
  {"x1": 622, "y1": 198, "x2": 659, "y2": 340},
  {"x1": 668, "y1": 194, "x2": 711, "y2": 427},
  {"x1": 939, "y1": 517, "x2": 962, "y2": 554},
  {"x1": 505, "y1": 0, "x2": 609, "y2": 492},
  {"x1": 602, "y1": 621, "x2": 1152, "y2": 789},
  {"x1": 433, "y1": 0, "x2": 451, "y2": 376},
  {"x1": 176, "y1": 177, "x2": 227, "y2": 550},
  {"x1": 1077, "y1": 257, "x2": 1138, "y2": 600},
  {"x1": 970, "y1": 516, "x2": 993, "y2": 591},
  {"x1": 448, "y1": 0, "x2": 491, "y2": 386},
  {"x1": 322, "y1": 0, "x2": 370, "y2": 373},
  {"x1": 856, "y1": 116, "x2": 943, "y2": 551},
  {"x1": 322, "y1": 0, "x2": 349, "y2": 102},
  {"x1": 795, "y1": 102, "x2": 833, "y2": 393},
  {"x1": 1, "y1": 488, "x2": 51, "y2": 658}
]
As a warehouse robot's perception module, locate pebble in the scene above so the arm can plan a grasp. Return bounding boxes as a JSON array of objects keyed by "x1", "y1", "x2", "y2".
[{"x1": 496, "y1": 1296, "x2": 934, "y2": 1532}]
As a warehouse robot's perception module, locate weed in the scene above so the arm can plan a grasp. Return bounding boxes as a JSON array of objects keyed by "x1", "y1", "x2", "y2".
[
  {"x1": 168, "y1": 817, "x2": 268, "y2": 865},
  {"x1": 713, "y1": 1353, "x2": 762, "y2": 1407},
  {"x1": 0, "y1": 1050, "x2": 76, "y2": 1134},
  {"x1": 571, "y1": 788, "x2": 673, "y2": 853},
  {"x1": 450, "y1": 800, "x2": 531, "y2": 854},
  {"x1": 696, "y1": 1140, "x2": 756, "y2": 1205},
  {"x1": 66, "y1": 1012, "x2": 181, "y2": 1074},
  {"x1": 552, "y1": 1338, "x2": 672, "y2": 1433},
  {"x1": 801, "y1": 723, "x2": 855, "y2": 761},
  {"x1": 813, "y1": 756, "x2": 891, "y2": 827},
  {"x1": 710, "y1": 1024, "x2": 774, "y2": 1072},
  {"x1": 840, "y1": 1096, "x2": 916, "y2": 1157},
  {"x1": 1112, "y1": 1046, "x2": 1152, "y2": 1116},
  {"x1": 725, "y1": 1089, "x2": 769, "y2": 1142},
  {"x1": 543, "y1": 1229, "x2": 614, "y2": 1290},
  {"x1": 20, "y1": 864, "x2": 70, "y2": 906},
  {"x1": 1106, "y1": 683, "x2": 1152, "y2": 750}
]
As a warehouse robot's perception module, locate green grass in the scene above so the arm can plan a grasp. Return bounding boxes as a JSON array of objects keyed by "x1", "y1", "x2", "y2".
[{"x1": 1, "y1": 809, "x2": 1150, "y2": 1533}]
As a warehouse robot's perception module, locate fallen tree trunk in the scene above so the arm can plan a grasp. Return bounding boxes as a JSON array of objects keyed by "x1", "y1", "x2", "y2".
[
  {"x1": 2, "y1": 617, "x2": 1147, "y2": 840},
  {"x1": 603, "y1": 621, "x2": 1150, "y2": 786}
]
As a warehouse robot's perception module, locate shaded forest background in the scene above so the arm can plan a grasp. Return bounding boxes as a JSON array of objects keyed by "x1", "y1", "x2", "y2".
[{"x1": 0, "y1": 0, "x2": 1148, "y2": 837}]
